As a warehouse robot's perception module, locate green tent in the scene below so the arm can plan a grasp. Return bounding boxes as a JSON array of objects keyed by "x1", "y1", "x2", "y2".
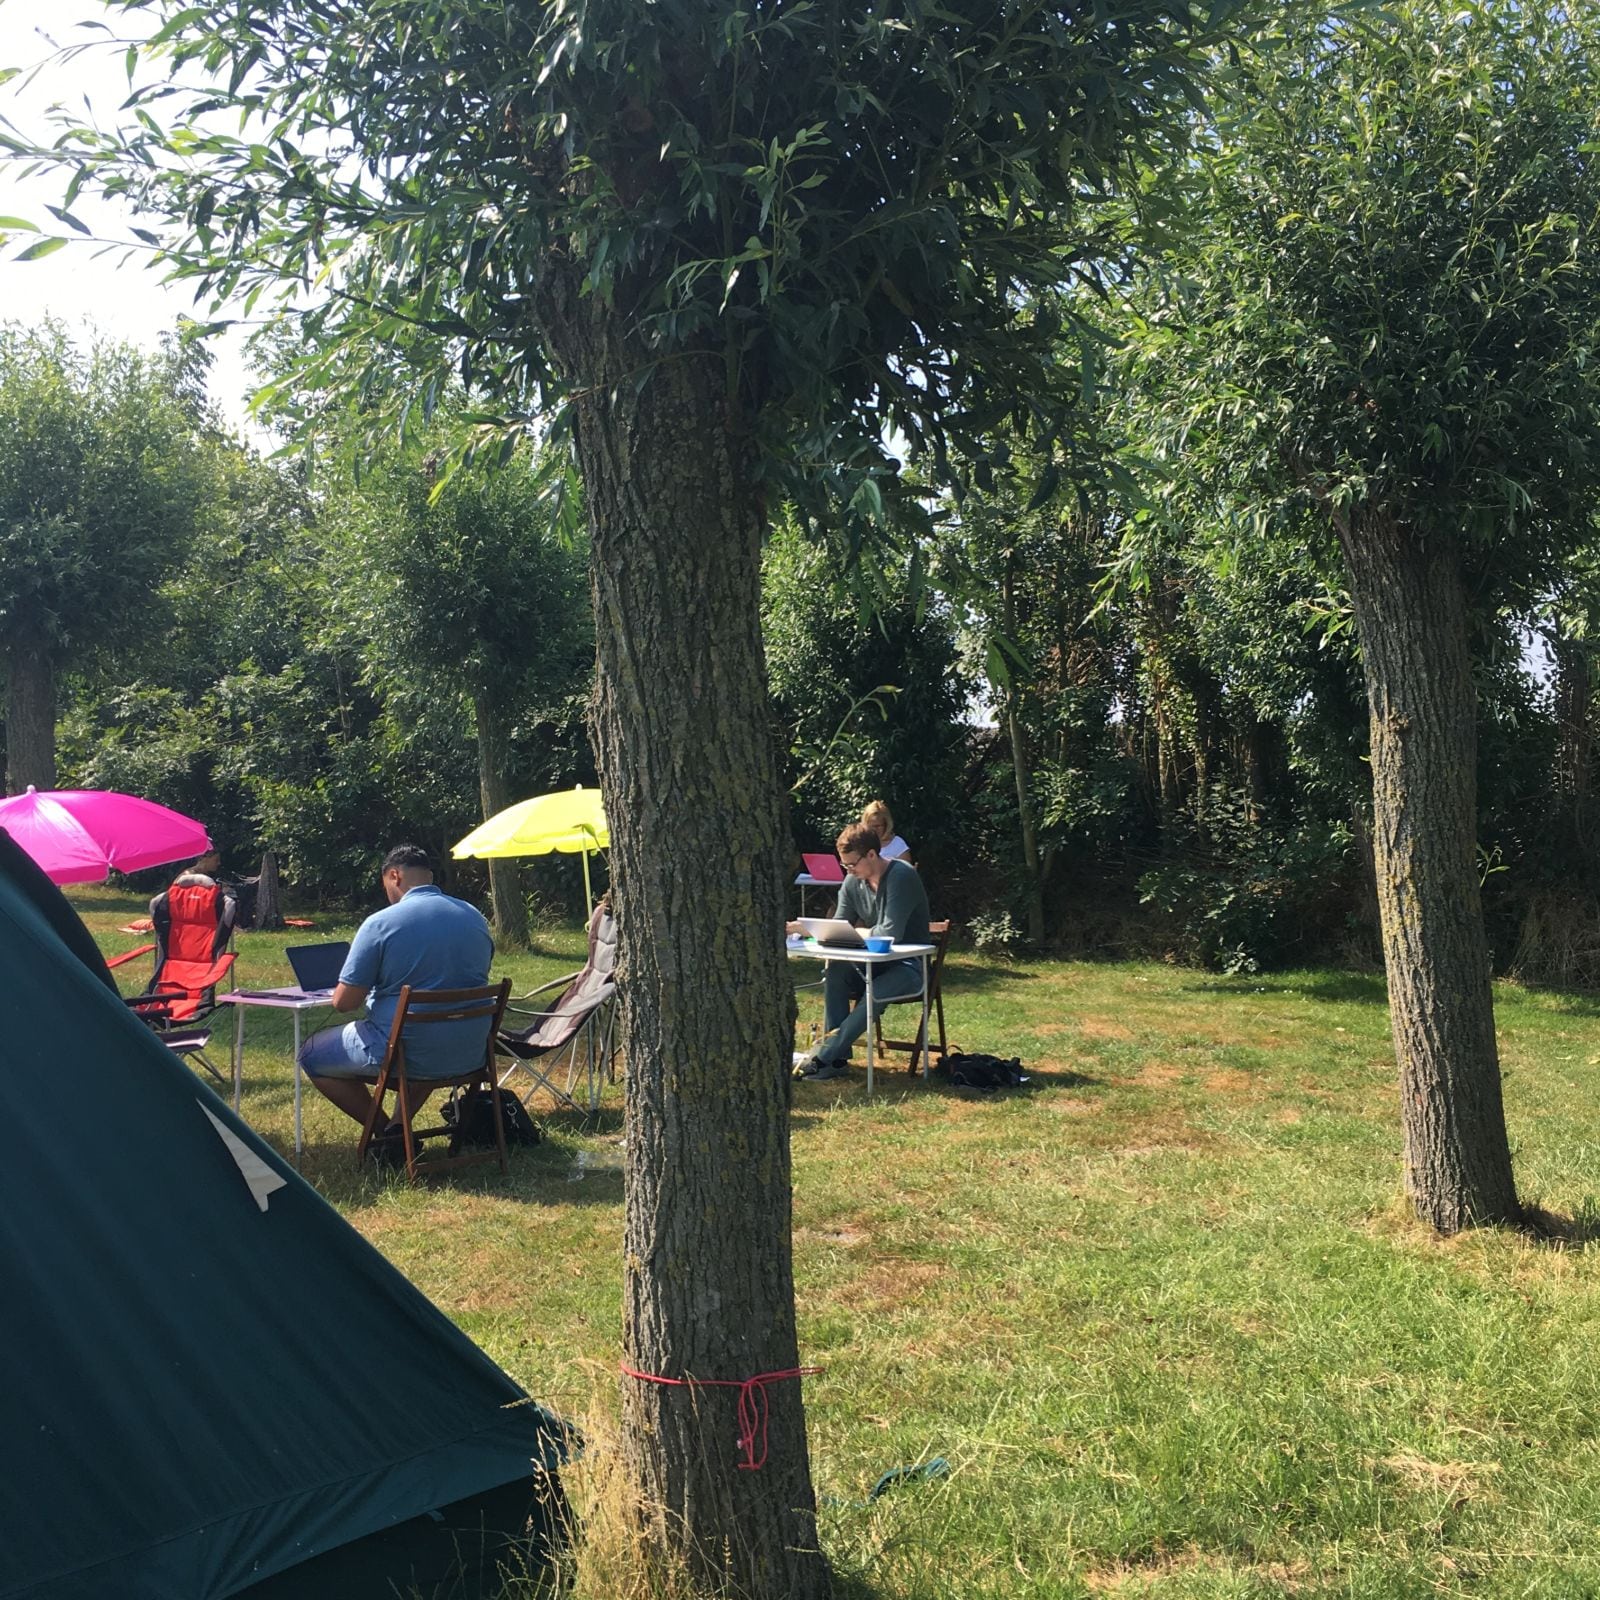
[{"x1": 0, "y1": 831, "x2": 568, "y2": 1599}]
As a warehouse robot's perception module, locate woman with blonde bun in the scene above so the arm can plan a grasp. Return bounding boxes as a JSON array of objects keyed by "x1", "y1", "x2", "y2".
[{"x1": 860, "y1": 799, "x2": 910, "y2": 861}]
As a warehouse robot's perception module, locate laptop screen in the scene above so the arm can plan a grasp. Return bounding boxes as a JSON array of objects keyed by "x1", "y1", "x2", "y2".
[
  {"x1": 801, "y1": 853, "x2": 844, "y2": 882},
  {"x1": 285, "y1": 941, "x2": 351, "y2": 992}
]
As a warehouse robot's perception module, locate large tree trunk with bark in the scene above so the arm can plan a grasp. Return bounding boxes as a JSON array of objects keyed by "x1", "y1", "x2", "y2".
[
  {"x1": 5, "y1": 636, "x2": 56, "y2": 793},
  {"x1": 1338, "y1": 510, "x2": 1520, "y2": 1232},
  {"x1": 548, "y1": 292, "x2": 825, "y2": 1597},
  {"x1": 472, "y1": 691, "x2": 529, "y2": 949}
]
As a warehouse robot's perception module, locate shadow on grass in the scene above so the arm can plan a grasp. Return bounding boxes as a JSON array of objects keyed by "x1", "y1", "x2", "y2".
[
  {"x1": 940, "y1": 961, "x2": 1041, "y2": 993},
  {"x1": 1525, "y1": 1202, "x2": 1600, "y2": 1248},
  {"x1": 790, "y1": 1065, "x2": 1103, "y2": 1110},
  {"x1": 1500, "y1": 983, "x2": 1600, "y2": 1019},
  {"x1": 1179, "y1": 970, "x2": 1392, "y2": 1008},
  {"x1": 291, "y1": 1134, "x2": 628, "y2": 1210}
]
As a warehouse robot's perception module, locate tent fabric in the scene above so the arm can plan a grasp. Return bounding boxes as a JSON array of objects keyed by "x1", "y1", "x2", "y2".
[
  {"x1": 0, "y1": 846, "x2": 565, "y2": 1600},
  {"x1": 0, "y1": 828, "x2": 116, "y2": 992}
]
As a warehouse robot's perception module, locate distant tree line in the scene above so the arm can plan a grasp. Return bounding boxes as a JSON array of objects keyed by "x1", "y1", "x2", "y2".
[{"x1": 7, "y1": 280, "x2": 1600, "y2": 986}]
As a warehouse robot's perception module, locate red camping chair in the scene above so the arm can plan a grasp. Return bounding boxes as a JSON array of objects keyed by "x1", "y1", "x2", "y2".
[{"x1": 121, "y1": 883, "x2": 238, "y2": 1083}]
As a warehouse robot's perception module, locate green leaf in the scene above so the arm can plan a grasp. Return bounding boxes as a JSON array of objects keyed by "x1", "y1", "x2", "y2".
[
  {"x1": 45, "y1": 205, "x2": 91, "y2": 237},
  {"x1": 15, "y1": 237, "x2": 68, "y2": 262},
  {"x1": 148, "y1": 7, "x2": 209, "y2": 48},
  {"x1": 0, "y1": 216, "x2": 41, "y2": 233},
  {"x1": 1024, "y1": 463, "x2": 1061, "y2": 513}
]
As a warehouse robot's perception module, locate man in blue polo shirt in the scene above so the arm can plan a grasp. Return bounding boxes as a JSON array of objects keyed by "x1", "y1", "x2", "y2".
[{"x1": 298, "y1": 843, "x2": 494, "y2": 1136}]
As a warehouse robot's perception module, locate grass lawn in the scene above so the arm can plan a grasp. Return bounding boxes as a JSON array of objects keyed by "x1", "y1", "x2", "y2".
[{"x1": 78, "y1": 887, "x2": 1600, "y2": 1599}]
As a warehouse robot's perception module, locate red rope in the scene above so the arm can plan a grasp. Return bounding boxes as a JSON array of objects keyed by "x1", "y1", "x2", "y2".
[{"x1": 621, "y1": 1362, "x2": 822, "y2": 1471}]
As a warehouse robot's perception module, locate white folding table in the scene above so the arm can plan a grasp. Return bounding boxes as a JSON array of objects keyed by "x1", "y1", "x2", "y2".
[
  {"x1": 785, "y1": 936, "x2": 935, "y2": 1096},
  {"x1": 216, "y1": 988, "x2": 335, "y2": 1161}
]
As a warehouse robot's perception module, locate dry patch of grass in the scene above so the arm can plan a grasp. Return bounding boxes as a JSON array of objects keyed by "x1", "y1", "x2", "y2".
[
  {"x1": 1083, "y1": 1550, "x2": 1314, "y2": 1595},
  {"x1": 1077, "y1": 1017, "x2": 1136, "y2": 1041},
  {"x1": 1132, "y1": 1062, "x2": 1185, "y2": 1086},
  {"x1": 1378, "y1": 1449, "x2": 1500, "y2": 1504},
  {"x1": 836, "y1": 1259, "x2": 946, "y2": 1314}
]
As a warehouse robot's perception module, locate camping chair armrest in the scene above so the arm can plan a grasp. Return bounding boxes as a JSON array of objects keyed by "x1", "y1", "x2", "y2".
[
  {"x1": 510, "y1": 970, "x2": 581, "y2": 1003},
  {"x1": 503, "y1": 982, "x2": 616, "y2": 1027},
  {"x1": 107, "y1": 943, "x2": 157, "y2": 970},
  {"x1": 126, "y1": 991, "x2": 181, "y2": 1022},
  {"x1": 190, "y1": 952, "x2": 238, "y2": 990},
  {"x1": 502, "y1": 1005, "x2": 567, "y2": 1027}
]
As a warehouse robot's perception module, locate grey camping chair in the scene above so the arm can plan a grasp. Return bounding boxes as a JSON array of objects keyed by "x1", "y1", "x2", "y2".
[{"x1": 495, "y1": 901, "x2": 617, "y2": 1113}]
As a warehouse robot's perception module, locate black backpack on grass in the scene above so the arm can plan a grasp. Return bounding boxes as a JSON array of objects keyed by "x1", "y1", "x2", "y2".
[
  {"x1": 942, "y1": 1052, "x2": 1029, "y2": 1091},
  {"x1": 443, "y1": 1088, "x2": 543, "y2": 1149}
]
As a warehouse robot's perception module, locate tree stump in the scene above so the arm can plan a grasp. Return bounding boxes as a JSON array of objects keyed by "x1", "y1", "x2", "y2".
[{"x1": 253, "y1": 850, "x2": 284, "y2": 931}]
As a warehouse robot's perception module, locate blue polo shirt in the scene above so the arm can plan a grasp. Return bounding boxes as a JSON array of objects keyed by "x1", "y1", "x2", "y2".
[{"x1": 340, "y1": 884, "x2": 495, "y2": 1075}]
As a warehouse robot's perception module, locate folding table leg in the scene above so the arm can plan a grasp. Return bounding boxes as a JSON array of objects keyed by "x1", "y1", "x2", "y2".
[
  {"x1": 865, "y1": 961, "x2": 876, "y2": 1097},
  {"x1": 232, "y1": 1005, "x2": 245, "y2": 1112},
  {"x1": 920, "y1": 953, "x2": 931, "y2": 1080},
  {"x1": 293, "y1": 1010, "x2": 304, "y2": 1162}
]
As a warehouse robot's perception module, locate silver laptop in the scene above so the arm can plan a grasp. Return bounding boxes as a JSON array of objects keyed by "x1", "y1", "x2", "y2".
[{"x1": 793, "y1": 918, "x2": 867, "y2": 949}]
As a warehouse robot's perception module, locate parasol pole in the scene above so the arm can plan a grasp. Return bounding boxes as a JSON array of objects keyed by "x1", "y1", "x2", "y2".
[{"x1": 581, "y1": 843, "x2": 594, "y2": 920}]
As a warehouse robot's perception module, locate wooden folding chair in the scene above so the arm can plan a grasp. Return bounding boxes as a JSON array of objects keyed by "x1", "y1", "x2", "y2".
[
  {"x1": 356, "y1": 979, "x2": 513, "y2": 1182},
  {"x1": 875, "y1": 919, "x2": 953, "y2": 1075}
]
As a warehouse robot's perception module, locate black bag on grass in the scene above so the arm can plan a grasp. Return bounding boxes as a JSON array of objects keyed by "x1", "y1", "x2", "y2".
[
  {"x1": 942, "y1": 1052, "x2": 1029, "y2": 1091},
  {"x1": 443, "y1": 1088, "x2": 543, "y2": 1148}
]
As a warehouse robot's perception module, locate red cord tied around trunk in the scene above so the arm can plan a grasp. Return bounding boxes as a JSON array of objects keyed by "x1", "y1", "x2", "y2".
[{"x1": 621, "y1": 1363, "x2": 823, "y2": 1471}]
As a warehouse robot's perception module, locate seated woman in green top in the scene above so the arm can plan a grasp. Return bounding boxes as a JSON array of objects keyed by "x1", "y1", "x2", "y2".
[{"x1": 786, "y1": 822, "x2": 930, "y2": 1081}]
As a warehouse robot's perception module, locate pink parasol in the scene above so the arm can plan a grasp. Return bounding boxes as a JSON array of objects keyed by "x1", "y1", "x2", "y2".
[{"x1": 0, "y1": 787, "x2": 212, "y2": 885}]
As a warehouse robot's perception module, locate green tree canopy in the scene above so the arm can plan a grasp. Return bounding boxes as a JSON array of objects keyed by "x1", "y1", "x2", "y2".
[
  {"x1": 0, "y1": 320, "x2": 211, "y2": 790},
  {"x1": 338, "y1": 428, "x2": 593, "y2": 943}
]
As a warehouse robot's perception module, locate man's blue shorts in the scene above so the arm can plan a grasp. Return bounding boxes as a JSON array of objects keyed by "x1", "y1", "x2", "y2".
[{"x1": 296, "y1": 1021, "x2": 388, "y2": 1080}]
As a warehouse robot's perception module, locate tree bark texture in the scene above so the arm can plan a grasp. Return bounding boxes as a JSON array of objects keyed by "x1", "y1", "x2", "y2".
[
  {"x1": 548, "y1": 295, "x2": 825, "y2": 1598},
  {"x1": 472, "y1": 691, "x2": 530, "y2": 949},
  {"x1": 1338, "y1": 511, "x2": 1520, "y2": 1231},
  {"x1": 5, "y1": 636, "x2": 56, "y2": 794}
]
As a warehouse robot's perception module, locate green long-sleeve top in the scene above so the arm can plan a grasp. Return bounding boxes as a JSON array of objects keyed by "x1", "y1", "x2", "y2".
[{"x1": 833, "y1": 858, "x2": 930, "y2": 946}]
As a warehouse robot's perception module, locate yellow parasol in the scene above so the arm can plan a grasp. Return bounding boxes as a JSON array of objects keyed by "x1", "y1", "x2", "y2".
[{"x1": 452, "y1": 786, "x2": 610, "y2": 916}]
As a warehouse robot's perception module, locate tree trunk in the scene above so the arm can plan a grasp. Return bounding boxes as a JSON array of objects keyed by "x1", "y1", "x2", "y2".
[
  {"x1": 472, "y1": 690, "x2": 529, "y2": 949},
  {"x1": 550, "y1": 300, "x2": 824, "y2": 1596},
  {"x1": 1001, "y1": 564, "x2": 1046, "y2": 944},
  {"x1": 1338, "y1": 510, "x2": 1519, "y2": 1232},
  {"x1": 5, "y1": 636, "x2": 56, "y2": 793},
  {"x1": 253, "y1": 850, "x2": 284, "y2": 931},
  {"x1": 1550, "y1": 631, "x2": 1593, "y2": 871},
  {"x1": 1242, "y1": 716, "x2": 1287, "y2": 822}
]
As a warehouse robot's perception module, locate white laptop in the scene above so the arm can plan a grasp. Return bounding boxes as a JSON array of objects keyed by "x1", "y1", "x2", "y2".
[{"x1": 794, "y1": 918, "x2": 867, "y2": 949}]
